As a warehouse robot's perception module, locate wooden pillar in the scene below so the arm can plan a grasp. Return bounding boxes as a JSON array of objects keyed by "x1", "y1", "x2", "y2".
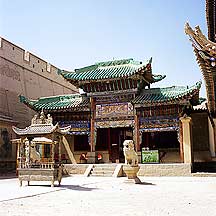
[
  {"x1": 180, "y1": 116, "x2": 193, "y2": 163},
  {"x1": 27, "y1": 137, "x2": 33, "y2": 166},
  {"x1": 179, "y1": 121, "x2": 184, "y2": 162},
  {"x1": 51, "y1": 141, "x2": 55, "y2": 163},
  {"x1": 90, "y1": 97, "x2": 96, "y2": 152},
  {"x1": 208, "y1": 117, "x2": 216, "y2": 157},
  {"x1": 51, "y1": 134, "x2": 56, "y2": 163},
  {"x1": 134, "y1": 114, "x2": 140, "y2": 151},
  {"x1": 87, "y1": 97, "x2": 96, "y2": 163}
]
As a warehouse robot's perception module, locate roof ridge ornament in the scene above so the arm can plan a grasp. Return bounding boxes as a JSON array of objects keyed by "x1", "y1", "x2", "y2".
[
  {"x1": 149, "y1": 57, "x2": 152, "y2": 64},
  {"x1": 31, "y1": 110, "x2": 53, "y2": 126},
  {"x1": 185, "y1": 22, "x2": 216, "y2": 57},
  {"x1": 185, "y1": 21, "x2": 216, "y2": 114}
]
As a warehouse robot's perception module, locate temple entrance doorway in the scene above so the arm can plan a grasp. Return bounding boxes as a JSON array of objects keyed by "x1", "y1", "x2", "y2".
[
  {"x1": 96, "y1": 127, "x2": 133, "y2": 163},
  {"x1": 141, "y1": 131, "x2": 180, "y2": 163}
]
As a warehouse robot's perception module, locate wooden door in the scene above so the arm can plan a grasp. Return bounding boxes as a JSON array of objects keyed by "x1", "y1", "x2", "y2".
[{"x1": 110, "y1": 128, "x2": 119, "y2": 163}]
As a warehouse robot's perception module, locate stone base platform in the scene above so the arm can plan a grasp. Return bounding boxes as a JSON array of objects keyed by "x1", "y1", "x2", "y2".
[
  {"x1": 63, "y1": 163, "x2": 193, "y2": 177},
  {"x1": 123, "y1": 165, "x2": 141, "y2": 184}
]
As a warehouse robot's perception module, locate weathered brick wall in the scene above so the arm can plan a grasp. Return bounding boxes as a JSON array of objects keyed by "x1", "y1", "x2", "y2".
[
  {"x1": 191, "y1": 112, "x2": 209, "y2": 151},
  {"x1": 0, "y1": 37, "x2": 78, "y2": 128},
  {"x1": 0, "y1": 87, "x2": 34, "y2": 127}
]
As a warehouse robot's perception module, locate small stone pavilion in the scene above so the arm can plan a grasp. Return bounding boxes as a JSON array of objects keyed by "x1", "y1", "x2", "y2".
[{"x1": 18, "y1": 57, "x2": 206, "y2": 165}]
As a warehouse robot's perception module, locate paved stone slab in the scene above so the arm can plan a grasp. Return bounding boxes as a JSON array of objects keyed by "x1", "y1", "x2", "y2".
[{"x1": 0, "y1": 176, "x2": 216, "y2": 216}]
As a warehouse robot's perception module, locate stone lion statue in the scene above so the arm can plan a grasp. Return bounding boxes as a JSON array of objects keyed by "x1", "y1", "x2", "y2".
[
  {"x1": 123, "y1": 140, "x2": 138, "y2": 166},
  {"x1": 30, "y1": 143, "x2": 41, "y2": 163}
]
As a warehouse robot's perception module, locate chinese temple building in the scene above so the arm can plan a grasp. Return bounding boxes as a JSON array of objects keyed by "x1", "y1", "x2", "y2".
[
  {"x1": 18, "y1": 58, "x2": 205, "y2": 165},
  {"x1": 185, "y1": 0, "x2": 216, "y2": 160}
]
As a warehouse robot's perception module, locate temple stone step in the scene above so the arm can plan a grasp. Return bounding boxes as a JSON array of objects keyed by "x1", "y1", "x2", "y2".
[
  {"x1": 91, "y1": 170, "x2": 114, "y2": 174},
  {"x1": 90, "y1": 164, "x2": 117, "y2": 177},
  {"x1": 93, "y1": 164, "x2": 117, "y2": 167},
  {"x1": 192, "y1": 172, "x2": 216, "y2": 177},
  {"x1": 91, "y1": 173, "x2": 114, "y2": 177},
  {"x1": 92, "y1": 167, "x2": 116, "y2": 171},
  {"x1": 63, "y1": 164, "x2": 89, "y2": 175}
]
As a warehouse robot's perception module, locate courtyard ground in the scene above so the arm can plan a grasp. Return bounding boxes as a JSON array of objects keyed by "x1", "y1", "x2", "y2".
[{"x1": 0, "y1": 175, "x2": 215, "y2": 216}]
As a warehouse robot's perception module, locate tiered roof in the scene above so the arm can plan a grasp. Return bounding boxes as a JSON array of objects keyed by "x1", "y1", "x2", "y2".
[
  {"x1": 58, "y1": 58, "x2": 165, "y2": 92},
  {"x1": 18, "y1": 57, "x2": 201, "y2": 112},
  {"x1": 19, "y1": 94, "x2": 89, "y2": 112},
  {"x1": 132, "y1": 81, "x2": 201, "y2": 107},
  {"x1": 19, "y1": 82, "x2": 201, "y2": 111}
]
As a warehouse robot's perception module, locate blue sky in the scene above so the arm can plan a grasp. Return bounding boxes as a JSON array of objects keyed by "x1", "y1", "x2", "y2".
[{"x1": 0, "y1": 0, "x2": 207, "y2": 96}]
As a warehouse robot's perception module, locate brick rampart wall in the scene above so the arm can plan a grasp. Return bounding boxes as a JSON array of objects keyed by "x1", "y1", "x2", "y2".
[{"x1": 0, "y1": 37, "x2": 78, "y2": 127}]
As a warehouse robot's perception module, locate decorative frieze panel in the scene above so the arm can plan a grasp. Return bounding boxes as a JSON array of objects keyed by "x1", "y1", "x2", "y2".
[
  {"x1": 139, "y1": 116, "x2": 179, "y2": 130},
  {"x1": 95, "y1": 119, "x2": 135, "y2": 128},
  {"x1": 139, "y1": 126, "x2": 178, "y2": 133},
  {"x1": 138, "y1": 105, "x2": 182, "y2": 117},
  {"x1": 59, "y1": 120, "x2": 90, "y2": 133},
  {"x1": 94, "y1": 93, "x2": 134, "y2": 103},
  {"x1": 95, "y1": 102, "x2": 134, "y2": 118},
  {"x1": 139, "y1": 116, "x2": 180, "y2": 145}
]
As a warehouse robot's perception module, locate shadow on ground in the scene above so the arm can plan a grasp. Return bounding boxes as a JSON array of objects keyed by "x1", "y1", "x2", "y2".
[
  {"x1": 61, "y1": 184, "x2": 99, "y2": 191},
  {"x1": 138, "y1": 181, "x2": 156, "y2": 186},
  {"x1": 24, "y1": 184, "x2": 98, "y2": 191},
  {"x1": 0, "y1": 174, "x2": 17, "y2": 180}
]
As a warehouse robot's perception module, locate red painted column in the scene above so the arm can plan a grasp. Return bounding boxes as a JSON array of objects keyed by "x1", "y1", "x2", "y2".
[
  {"x1": 134, "y1": 114, "x2": 140, "y2": 151},
  {"x1": 90, "y1": 97, "x2": 95, "y2": 152}
]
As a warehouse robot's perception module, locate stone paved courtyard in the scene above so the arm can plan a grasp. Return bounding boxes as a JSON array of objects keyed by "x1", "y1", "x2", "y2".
[{"x1": 0, "y1": 175, "x2": 216, "y2": 216}]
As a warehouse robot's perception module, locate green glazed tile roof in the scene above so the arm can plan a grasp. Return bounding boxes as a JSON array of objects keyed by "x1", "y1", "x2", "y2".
[
  {"x1": 59, "y1": 58, "x2": 162, "y2": 82},
  {"x1": 152, "y1": 74, "x2": 166, "y2": 82},
  {"x1": 19, "y1": 81, "x2": 201, "y2": 111},
  {"x1": 132, "y1": 81, "x2": 201, "y2": 106},
  {"x1": 19, "y1": 94, "x2": 90, "y2": 112}
]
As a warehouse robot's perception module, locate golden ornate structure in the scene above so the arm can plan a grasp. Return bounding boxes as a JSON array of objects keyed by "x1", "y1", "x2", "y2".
[{"x1": 12, "y1": 111, "x2": 71, "y2": 187}]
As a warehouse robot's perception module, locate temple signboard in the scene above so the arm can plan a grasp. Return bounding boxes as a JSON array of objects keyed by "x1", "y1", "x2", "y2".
[
  {"x1": 96, "y1": 102, "x2": 133, "y2": 118},
  {"x1": 141, "y1": 149, "x2": 159, "y2": 163}
]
